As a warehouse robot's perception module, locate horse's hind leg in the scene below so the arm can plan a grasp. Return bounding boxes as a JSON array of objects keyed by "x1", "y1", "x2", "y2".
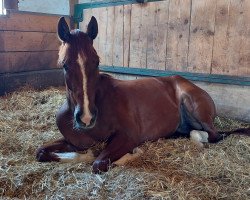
[
  {"x1": 192, "y1": 107, "x2": 222, "y2": 143},
  {"x1": 36, "y1": 138, "x2": 78, "y2": 162},
  {"x1": 183, "y1": 96, "x2": 222, "y2": 143}
]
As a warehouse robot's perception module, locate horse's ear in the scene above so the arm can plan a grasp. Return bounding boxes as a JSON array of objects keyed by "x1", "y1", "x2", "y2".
[
  {"x1": 58, "y1": 17, "x2": 70, "y2": 42},
  {"x1": 87, "y1": 16, "x2": 98, "y2": 40}
]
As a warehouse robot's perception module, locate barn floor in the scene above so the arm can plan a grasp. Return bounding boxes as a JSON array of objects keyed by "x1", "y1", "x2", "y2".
[{"x1": 0, "y1": 87, "x2": 249, "y2": 199}]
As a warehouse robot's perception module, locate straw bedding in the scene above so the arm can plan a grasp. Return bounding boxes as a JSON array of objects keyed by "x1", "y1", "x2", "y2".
[{"x1": 0, "y1": 87, "x2": 249, "y2": 199}]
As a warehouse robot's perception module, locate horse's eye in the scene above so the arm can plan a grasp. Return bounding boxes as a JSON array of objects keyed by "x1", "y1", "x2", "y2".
[{"x1": 63, "y1": 64, "x2": 69, "y2": 71}]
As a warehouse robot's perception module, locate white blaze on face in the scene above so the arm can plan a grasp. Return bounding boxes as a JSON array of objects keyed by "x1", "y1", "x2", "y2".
[{"x1": 77, "y1": 54, "x2": 93, "y2": 126}]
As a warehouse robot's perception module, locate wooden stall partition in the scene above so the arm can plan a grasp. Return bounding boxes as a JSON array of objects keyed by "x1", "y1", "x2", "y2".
[
  {"x1": 0, "y1": 11, "x2": 70, "y2": 73},
  {"x1": 76, "y1": 0, "x2": 250, "y2": 122},
  {"x1": 78, "y1": 0, "x2": 250, "y2": 78},
  {"x1": 0, "y1": 11, "x2": 70, "y2": 94},
  {"x1": 212, "y1": 0, "x2": 250, "y2": 76}
]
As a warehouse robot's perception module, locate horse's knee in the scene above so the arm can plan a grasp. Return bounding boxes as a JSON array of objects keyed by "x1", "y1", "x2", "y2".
[
  {"x1": 92, "y1": 159, "x2": 110, "y2": 173},
  {"x1": 36, "y1": 147, "x2": 59, "y2": 162}
]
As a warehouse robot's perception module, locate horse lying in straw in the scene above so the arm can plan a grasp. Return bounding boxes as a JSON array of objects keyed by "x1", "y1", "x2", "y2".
[{"x1": 36, "y1": 16, "x2": 250, "y2": 173}]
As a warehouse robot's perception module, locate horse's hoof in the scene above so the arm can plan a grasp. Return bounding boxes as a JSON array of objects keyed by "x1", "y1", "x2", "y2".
[
  {"x1": 36, "y1": 148, "x2": 60, "y2": 162},
  {"x1": 92, "y1": 159, "x2": 110, "y2": 173}
]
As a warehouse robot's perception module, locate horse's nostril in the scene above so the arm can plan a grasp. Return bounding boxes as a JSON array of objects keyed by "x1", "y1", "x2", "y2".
[
  {"x1": 74, "y1": 108, "x2": 98, "y2": 129},
  {"x1": 75, "y1": 112, "x2": 80, "y2": 121},
  {"x1": 74, "y1": 109, "x2": 83, "y2": 124}
]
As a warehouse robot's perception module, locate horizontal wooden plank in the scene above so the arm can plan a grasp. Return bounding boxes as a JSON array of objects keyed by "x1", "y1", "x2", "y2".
[
  {"x1": 0, "y1": 31, "x2": 60, "y2": 51},
  {"x1": 0, "y1": 69, "x2": 65, "y2": 95},
  {"x1": 0, "y1": 11, "x2": 70, "y2": 32},
  {"x1": 99, "y1": 66, "x2": 250, "y2": 86},
  {"x1": 0, "y1": 51, "x2": 59, "y2": 73}
]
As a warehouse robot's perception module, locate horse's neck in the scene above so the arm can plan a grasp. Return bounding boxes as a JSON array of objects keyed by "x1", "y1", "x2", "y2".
[{"x1": 96, "y1": 73, "x2": 116, "y2": 98}]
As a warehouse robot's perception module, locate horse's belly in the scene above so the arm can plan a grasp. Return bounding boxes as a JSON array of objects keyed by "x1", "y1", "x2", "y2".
[{"x1": 137, "y1": 94, "x2": 180, "y2": 142}]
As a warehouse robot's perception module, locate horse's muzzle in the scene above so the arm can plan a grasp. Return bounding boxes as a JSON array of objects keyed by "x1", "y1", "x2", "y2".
[{"x1": 74, "y1": 108, "x2": 98, "y2": 130}]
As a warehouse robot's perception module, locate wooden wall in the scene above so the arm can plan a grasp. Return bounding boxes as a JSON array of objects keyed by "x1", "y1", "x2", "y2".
[
  {"x1": 0, "y1": 11, "x2": 69, "y2": 94},
  {"x1": 0, "y1": 11, "x2": 65, "y2": 74},
  {"x1": 79, "y1": 0, "x2": 250, "y2": 77}
]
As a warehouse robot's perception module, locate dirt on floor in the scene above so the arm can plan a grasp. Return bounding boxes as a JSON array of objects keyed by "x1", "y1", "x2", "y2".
[{"x1": 0, "y1": 87, "x2": 249, "y2": 200}]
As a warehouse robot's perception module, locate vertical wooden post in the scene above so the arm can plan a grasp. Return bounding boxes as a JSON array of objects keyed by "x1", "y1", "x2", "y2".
[
  {"x1": 69, "y1": 0, "x2": 78, "y2": 29},
  {"x1": 4, "y1": 0, "x2": 18, "y2": 10}
]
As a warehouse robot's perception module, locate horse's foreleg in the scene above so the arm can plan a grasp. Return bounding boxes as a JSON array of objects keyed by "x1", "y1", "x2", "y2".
[
  {"x1": 92, "y1": 134, "x2": 137, "y2": 173},
  {"x1": 36, "y1": 138, "x2": 78, "y2": 162}
]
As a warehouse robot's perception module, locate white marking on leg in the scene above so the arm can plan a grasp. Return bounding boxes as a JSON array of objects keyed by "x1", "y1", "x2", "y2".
[
  {"x1": 190, "y1": 130, "x2": 209, "y2": 148},
  {"x1": 77, "y1": 54, "x2": 92, "y2": 126},
  {"x1": 114, "y1": 147, "x2": 144, "y2": 166},
  {"x1": 54, "y1": 149, "x2": 95, "y2": 163}
]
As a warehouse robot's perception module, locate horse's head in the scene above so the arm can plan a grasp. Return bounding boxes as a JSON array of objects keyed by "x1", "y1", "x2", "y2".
[{"x1": 57, "y1": 16, "x2": 99, "y2": 130}]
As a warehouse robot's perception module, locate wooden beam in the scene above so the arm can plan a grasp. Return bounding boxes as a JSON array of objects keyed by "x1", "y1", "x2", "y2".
[
  {"x1": 0, "y1": 31, "x2": 59, "y2": 52},
  {"x1": 0, "y1": 51, "x2": 59, "y2": 73},
  {"x1": 0, "y1": 11, "x2": 70, "y2": 32},
  {"x1": 0, "y1": 69, "x2": 65, "y2": 95}
]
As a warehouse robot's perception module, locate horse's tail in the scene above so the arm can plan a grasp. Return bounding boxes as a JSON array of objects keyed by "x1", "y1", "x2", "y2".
[{"x1": 218, "y1": 127, "x2": 250, "y2": 137}]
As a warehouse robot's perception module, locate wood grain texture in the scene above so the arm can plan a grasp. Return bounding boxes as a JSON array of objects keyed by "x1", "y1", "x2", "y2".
[
  {"x1": 0, "y1": 11, "x2": 70, "y2": 32},
  {"x1": 146, "y1": 2, "x2": 156, "y2": 69},
  {"x1": 166, "y1": 0, "x2": 191, "y2": 71},
  {"x1": 113, "y1": 5, "x2": 124, "y2": 66},
  {"x1": 138, "y1": 3, "x2": 148, "y2": 68},
  {"x1": 0, "y1": 51, "x2": 59, "y2": 73},
  {"x1": 79, "y1": 8, "x2": 92, "y2": 32},
  {"x1": 241, "y1": 0, "x2": 250, "y2": 76},
  {"x1": 129, "y1": 4, "x2": 142, "y2": 68},
  {"x1": 1, "y1": 1, "x2": 247, "y2": 78},
  {"x1": 188, "y1": 0, "x2": 217, "y2": 73},
  {"x1": 123, "y1": 4, "x2": 132, "y2": 67},
  {"x1": 95, "y1": 7, "x2": 108, "y2": 65},
  {"x1": 153, "y1": 1, "x2": 169, "y2": 70},
  {"x1": 105, "y1": 6, "x2": 115, "y2": 66},
  {"x1": 212, "y1": 0, "x2": 250, "y2": 76},
  {"x1": 144, "y1": 2, "x2": 169, "y2": 70},
  {"x1": 0, "y1": 31, "x2": 59, "y2": 51}
]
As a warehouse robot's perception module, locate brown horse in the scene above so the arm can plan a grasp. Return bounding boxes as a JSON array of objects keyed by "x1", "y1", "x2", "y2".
[{"x1": 36, "y1": 16, "x2": 250, "y2": 173}]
